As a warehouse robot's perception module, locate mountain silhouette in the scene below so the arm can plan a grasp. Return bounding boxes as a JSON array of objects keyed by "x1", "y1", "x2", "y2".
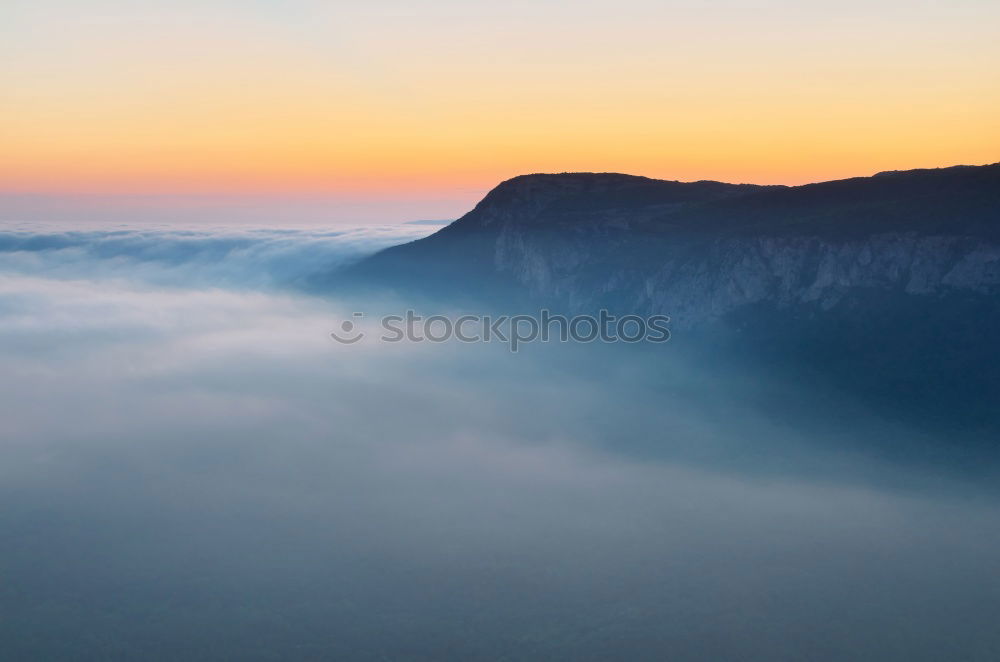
[{"x1": 338, "y1": 163, "x2": 1000, "y2": 435}]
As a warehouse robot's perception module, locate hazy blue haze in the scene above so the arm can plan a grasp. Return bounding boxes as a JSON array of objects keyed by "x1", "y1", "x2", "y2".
[{"x1": 1, "y1": 222, "x2": 999, "y2": 660}]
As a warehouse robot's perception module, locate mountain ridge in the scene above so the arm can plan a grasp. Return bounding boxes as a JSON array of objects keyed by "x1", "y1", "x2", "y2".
[
  {"x1": 344, "y1": 162, "x2": 1000, "y2": 308},
  {"x1": 333, "y1": 162, "x2": 1000, "y2": 431}
]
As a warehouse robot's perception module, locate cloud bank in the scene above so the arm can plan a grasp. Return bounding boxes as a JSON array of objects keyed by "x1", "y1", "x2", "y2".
[
  {"x1": 1, "y1": 224, "x2": 1000, "y2": 660},
  {"x1": 0, "y1": 222, "x2": 435, "y2": 290}
]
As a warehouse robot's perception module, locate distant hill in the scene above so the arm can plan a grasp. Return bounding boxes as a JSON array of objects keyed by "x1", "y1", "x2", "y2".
[
  {"x1": 337, "y1": 163, "x2": 1000, "y2": 433},
  {"x1": 345, "y1": 164, "x2": 1000, "y2": 310}
]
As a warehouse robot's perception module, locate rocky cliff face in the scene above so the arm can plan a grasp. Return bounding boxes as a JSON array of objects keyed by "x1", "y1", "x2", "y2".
[
  {"x1": 348, "y1": 164, "x2": 1000, "y2": 321},
  {"x1": 342, "y1": 164, "x2": 1000, "y2": 428},
  {"x1": 497, "y1": 230, "x2": 1000, "y2": 326},
  {"x1": 395, "y1": 166, "x2": 995, "y2": 327}
]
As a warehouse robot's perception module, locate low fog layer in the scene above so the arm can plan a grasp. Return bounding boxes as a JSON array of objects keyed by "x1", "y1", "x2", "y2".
[
  {"x1": 0, "y1": 222, "x2": 437, "y2": 289},
  {"x1": 1, "y1": 224, "x2": 999, "y2": 661}
]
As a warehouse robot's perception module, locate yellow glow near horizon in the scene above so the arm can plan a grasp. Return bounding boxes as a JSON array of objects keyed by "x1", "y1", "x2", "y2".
[{"x1": 2, "y1": 0, "x2": 998, "y2": 198}]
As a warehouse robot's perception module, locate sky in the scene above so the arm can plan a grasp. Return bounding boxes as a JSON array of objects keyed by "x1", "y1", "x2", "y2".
[{"x1": 2, "y1": 0, "x2": 998, "y2": 222}]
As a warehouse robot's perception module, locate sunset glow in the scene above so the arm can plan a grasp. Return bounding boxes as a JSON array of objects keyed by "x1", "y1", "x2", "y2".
[{"x1": 3, "y1": 0, "x2": 998, "y2": 212}]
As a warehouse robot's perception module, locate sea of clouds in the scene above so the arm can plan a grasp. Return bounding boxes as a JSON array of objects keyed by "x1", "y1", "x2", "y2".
[
  {"x1": 2, "y1": 220, "x2": 1000, "y2": 660},
  {"x1": 0, "y1": 221, "x2": 438, "y2": 289}
]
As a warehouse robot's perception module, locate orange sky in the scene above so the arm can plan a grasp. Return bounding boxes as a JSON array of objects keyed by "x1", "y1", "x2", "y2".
[{"x1": 3, "y1": 0, "x2": 998, "y2": 207}]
